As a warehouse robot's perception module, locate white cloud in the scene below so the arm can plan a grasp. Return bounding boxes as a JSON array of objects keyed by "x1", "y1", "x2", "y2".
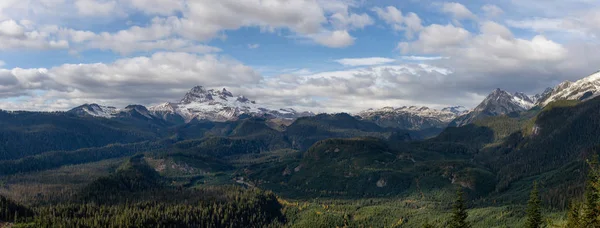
[
  {"x1": 75, "y1": 0, "x2": 118, "y2": 17},
  {"x1": 0, "y1": 0, "x2": 369, "y2": 53},
  {"x1": 0, "y1": 20, "x2": 69, "y2": 50},
  {"x1": 123, "y1": 0, "x2": 184, "y2": 15},
  {"x1": 481, "y1": 4, "x2": 504, "y2": 18},
  {"x1": 335, "y1": 57, "x2": 396, "y2": 66},
  {"x1": 373, "y1": 6, "x2": 403, "y2": 28},
  {"x1": 0, "y1": 60, "x2": 4, "y2": 67},
  {"x1": 373, "y1": 6, "x2": 422, "y2": 38},
  {"x1": 0, "y1": 20, "x2": 24, "y2": 37},
  {"x1": 311, "y1": 30, "x2": 355, "y2": 48},
  {"x1": 248, "y1": 44, "x2": 260, "y2": 49},
  {"x1": 441, "y1": 2, "x2": 477, "y2": 21},
  {"x1": 401, "y1": 56, "x2": 447, "y2": 61},
  {"x1": 480, "y1": 21, "x2": 513, "y2": 39},
  {"x1": 0, "y1": 52, "x2": 263, "y2": 110},
  {"x1": 239, "y1": 64, "x2": 463, "y2": 113},
  {"x1": 330, "y1": 12, "x2": 374, "y2": 30},
  {"x1": 398, "y1": 24, "x2": 470, "y2": 54},
  {"x1": 506, "y1": 9, "x2": 600, "y2": 38}
]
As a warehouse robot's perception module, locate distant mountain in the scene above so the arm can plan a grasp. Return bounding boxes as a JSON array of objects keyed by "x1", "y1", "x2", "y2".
[
  {"x1": 357, "y1": 106, "x2": 468, "y2": 130},
  {"x1": 69, "y1": 86, "x2": 314, "y2": 123},
  {"x1": 68, "y1": 104, "x2": 119, "y2": 118},
  {"x1": 451, "y1": 89, "x2": 535, "y2": 126},
  {"x1": 536, "y1": 70, "x2": 600, "y2": 106}
]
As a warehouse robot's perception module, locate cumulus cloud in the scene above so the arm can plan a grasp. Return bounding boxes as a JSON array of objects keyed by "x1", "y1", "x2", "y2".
[
  {"x1": 398, "y1": 24, "x2": 470, "y2": 54},
  {"x1": 441, "y1": 2, "x2": 477, "y2": 21},
  {"x1": 0, "y1": 20, "x2": 69, "y2": 50},
  {"x1": 123, "y1": 0, "x2": 184, "y2": 15},
  {"x1": 335, "y1": 57, "x2": 396, "y2": 66},
  {"x1": 330, "y1": 12, "x2": 374, "y2": 30},
  {"x1": 396, "y1": 18, "x2": 584, "y2": 95},
  {"x1": 0, "y1": 52, "x2": 478, "y2": 113},
  {"x1": 75, "y1": 0, "x2": 118, "y2": 17},
  {"x1": 0, "y1": 52, "x2": 262, "y2": 110},
  {"x1": 310, "y1": 30, "x2": 355, "y2": 48},
  {"x1": 235, "y1": 64, "x2": 468, "y2": 113},
  {"x1": 481, "y1": 4, "x2": 504, "y2": 18},
  {"x1": 373, "y1": 6, "x2": 423, "y2": 38},
  {"x1": 0, "y1": 0, "x2": 370, "y2": 53}
]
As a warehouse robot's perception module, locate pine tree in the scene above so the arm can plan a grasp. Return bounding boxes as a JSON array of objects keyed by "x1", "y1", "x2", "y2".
[
  {"x1": 566, "y1": 201, "x2": 581, "y2": 228},
  {"x1": 583, "y1": 155, "x2": 600, "y2": 227},
  {"x1": 448, "y1": 189, "x2": 470, "y2": 228},
  {"x1": 525, "y1": 182, "x2": 543, "y2": 228}
]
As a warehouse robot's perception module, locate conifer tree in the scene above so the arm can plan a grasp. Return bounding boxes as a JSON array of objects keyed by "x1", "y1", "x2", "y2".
[
  {"x1": 448, "y1": 189, "x2": 470, "y2": 228},
  {"x1": 525, "y1": 182, "x2": 543, "y2": 228},
  {"x1": 566, "y1": 201, "x2": 581, "y2": 228},
  {"x1": 583, "y1": 155, "x2": 600, "y2": 227}
]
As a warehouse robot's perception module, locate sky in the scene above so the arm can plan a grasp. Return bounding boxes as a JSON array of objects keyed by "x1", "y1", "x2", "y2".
[{"x1": 0, "y1": 0, "x2": 599, "y2": 113}]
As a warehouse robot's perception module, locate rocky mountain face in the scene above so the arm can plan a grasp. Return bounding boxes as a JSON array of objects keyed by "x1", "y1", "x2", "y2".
[
  {"x1": 69, "y1": 86, "x2": 314, "y2": 123},
  {"x1": 536, "y1": 71, "x2": 600, "y2": 106},
  {"x1": 357, "y1": 106, "x2": 468, "y2": 130},
  {"x1": 451, "y1": 89, "x2": 535, "y2": 126}
]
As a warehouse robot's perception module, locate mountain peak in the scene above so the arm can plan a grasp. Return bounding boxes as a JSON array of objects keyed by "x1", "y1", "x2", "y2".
[
  {"x1": 452, "y1": 88, "x2": 534, "y2": 126},
  {"x1": 537, "y1": 71, "x2": 600, "y2": 106},
  {"x1": 68, "y1": 103, "x2": 118, "y2": 118},
  {"x1": 149, "y1": 86, "x2": 311, "y2": 122}
]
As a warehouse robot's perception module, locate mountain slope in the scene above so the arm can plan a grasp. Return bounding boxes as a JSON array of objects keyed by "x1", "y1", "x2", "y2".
[{"x1": 0, "y1": 110, "x2": 158, "y2": 160}]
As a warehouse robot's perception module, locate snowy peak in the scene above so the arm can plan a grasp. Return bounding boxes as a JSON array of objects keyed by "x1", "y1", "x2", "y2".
[
  {"x1": 476, "y1": 88, "x2": 534, "y2": 114},
  {"x1": 68, "y1": 104, "x2": 119, "y2": 118},
  {"x1": 537, "y1": 71, "x2": 600, "y2": 106},
  {"x1": 532, "y1": 87, "x2": 554, "y2": 103},
  {"x1": 357, "y1": 105, "x2": 465, "y2": 130},
  {"x1": 451, "y1": 89, "x2": 534, "y2": 127},
  {"x1": 148, "y1": 85, "x2": 312, "y2": 122},
  {"x1": 180, "y1": 86, "x2": 247, "y2": 104},
  {"x1": 441, "y1": 106, "x2": 469, "y2": 116}
]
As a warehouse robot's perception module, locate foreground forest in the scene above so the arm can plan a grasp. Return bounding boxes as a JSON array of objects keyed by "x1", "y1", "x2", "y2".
[{"x1": 2, "y1": 97, "x2": 600, "y2": 227}]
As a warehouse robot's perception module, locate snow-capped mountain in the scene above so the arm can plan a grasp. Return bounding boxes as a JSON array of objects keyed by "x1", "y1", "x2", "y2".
[
  {"x1": 451, "y1": 89, "x2": 535, "y2": 126},
  {"x1": 536, "y1": 71, "x2": 600, "y2": 106},
  {"x1": 357, "y1": 105, "x2": 468, "y2": 130},
  {"x1": 441, "y1": 106, "x2": 470, "y2": 116},
  {"x1": 68, "y1": 104, "x2": 119, "y2": 118},
  {"x1": 70, "y1": 86, "x2": 313, "y2": 123},
  {"x1": 149, "y1": 86, "x2": 313, "y2": 122}
]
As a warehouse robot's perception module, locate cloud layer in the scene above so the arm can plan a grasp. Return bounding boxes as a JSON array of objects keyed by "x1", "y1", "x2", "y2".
[{"x1": 0, "y1": 0, "x2": 599, "y2": 114}]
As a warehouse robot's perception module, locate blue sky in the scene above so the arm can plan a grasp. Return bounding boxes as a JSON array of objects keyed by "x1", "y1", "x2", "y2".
[{"x1": 0, "y1": 0, "x2": 599, "y2": 112}]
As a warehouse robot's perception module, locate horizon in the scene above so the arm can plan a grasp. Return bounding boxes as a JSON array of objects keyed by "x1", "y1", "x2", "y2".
[{"x1": 1, "y1": 0, "x2": 599, "y2": 113}]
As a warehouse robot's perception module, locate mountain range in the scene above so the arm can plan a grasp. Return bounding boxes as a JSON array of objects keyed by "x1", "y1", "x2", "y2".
[
  {"x1": 4, "y1": 70, "x2": 600, "y2": 227},
  {"x1": 65, "y1": 70, "x2": 600, "y2": 132},
  {"x1": 69, "y1": 86, "x2": 314, "y2": 125}
]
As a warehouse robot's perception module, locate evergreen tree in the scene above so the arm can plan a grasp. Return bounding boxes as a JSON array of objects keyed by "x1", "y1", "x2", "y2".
[
  {"x1": 448, "y1": 189, "x2": 470, "y2": 228},
  {"x1": 525, "y1": 182, "x2": 543, "y2": 228},
  {"x1": 583, "y1": 156, "x2": 600, "y2": 227},
  {"x1": 566, "y1": 201, "x2": 581, "y2": 228}
]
